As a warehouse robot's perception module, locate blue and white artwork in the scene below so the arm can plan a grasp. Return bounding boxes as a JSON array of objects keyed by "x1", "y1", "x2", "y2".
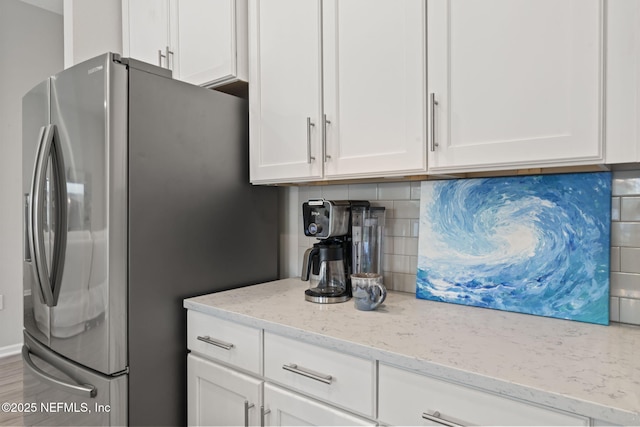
[{"x1": 416, "y1": 172, "x2": 611, "y2": 325}]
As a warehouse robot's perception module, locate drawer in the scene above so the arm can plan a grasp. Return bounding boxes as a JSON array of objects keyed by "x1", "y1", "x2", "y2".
[
  {"x1": 187, "y1": 310, "x2": 261, "y2": 374},
  {"x1": 263, "y1": 331, "x2": 375, "y2": 417},
  {"x1": 379, "y1": 363, "x2": 588, "y2": 426}
]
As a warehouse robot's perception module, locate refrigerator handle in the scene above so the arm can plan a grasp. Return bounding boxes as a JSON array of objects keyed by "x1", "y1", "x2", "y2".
[
  {"x1": 24, "y1": 193, "x2": 31, "y2": 262},
  {"x1": 29, "y1": 124, "x2": 67, "y2": 308},
  {"x1": 28, "y1": 125, "x2": 49, "y2": 305},
  {"x1": 22, "y1": 345, "x2": 97, "y2": 398}
]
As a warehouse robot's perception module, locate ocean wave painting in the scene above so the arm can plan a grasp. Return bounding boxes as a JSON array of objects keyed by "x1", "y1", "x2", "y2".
[{"x1": 416, "y1": 172, "x2": 611, "y2": 325}]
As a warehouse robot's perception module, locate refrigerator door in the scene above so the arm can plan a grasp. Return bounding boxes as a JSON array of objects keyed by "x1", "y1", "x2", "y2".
[
  {"x1": 23, "y1": 79, "x2": 52, "y2": 347},
  {"x1": 22, "y1": 331, "x2": 127, "y2": 426},
  {"x1": 23, "y1": 53, "x2": 129, "y2": 375}
]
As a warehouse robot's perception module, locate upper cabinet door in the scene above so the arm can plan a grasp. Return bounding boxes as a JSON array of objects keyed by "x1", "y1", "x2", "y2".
[
  {"x1": 171, "y1": 0, "x2": 248, "y2": 86},
  {"x1": 124, "y1": 0, "x2": 248, "y2": 87},
  {"x1": 125, "y1": 0, "x2": 170, "y2": 68},
  {"x1": 249, "y1": 0, "x2": 323, "y2": 184},
  {"x1": 322, "y1": 0, "x2": 427, "y2": 179},
  {"x1": 427, "y1": 0, "x2": 604, "y2": 173}
]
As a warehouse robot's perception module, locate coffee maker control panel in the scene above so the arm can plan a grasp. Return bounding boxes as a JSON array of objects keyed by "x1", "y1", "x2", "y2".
[{"x1": 302, "y1": 199, "x2": 351, "y2": 238}]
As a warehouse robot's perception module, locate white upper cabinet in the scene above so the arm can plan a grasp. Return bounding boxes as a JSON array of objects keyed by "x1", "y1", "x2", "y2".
[
  {"x1": 249, "y1": 0, "x2": 427, "y2": 184},
  {"x1": 123, "y1": 0, "x2": 248, "y2": 88},
  {"x1": 605, "y1": 0, "x2": 640, "y2": 164},
  {"x1": 249, "y1": 0, "x2": 324, "y2": 183},
  {"x1": 322, "y1": 0, "x2": 427, "y2": 179},
  {"x1": 427, "y1": 0, "x2": 604, "y2": 173},
  {"x1": 125, "y1": 0, "x2": 169, "y2": 68}
]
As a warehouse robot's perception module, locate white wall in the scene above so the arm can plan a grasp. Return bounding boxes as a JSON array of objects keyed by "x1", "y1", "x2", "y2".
[
  {"x1": 0, "y1": 0, "x2": 63, "y2": 353},
  {"x1": 63, "y1": 0, "x2": 122, "y2": 68}
]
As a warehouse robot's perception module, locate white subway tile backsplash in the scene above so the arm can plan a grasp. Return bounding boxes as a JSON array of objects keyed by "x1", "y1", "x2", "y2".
[
  {"x1": 620, "y1": 298, "x2": 640, "y2": 325},
  {"x1": 378, "y1": 182, "x2": 411, "y2": 200},
  {"x1": 386, "y1": 218, "x2": 412, "y2": 237},
  {"x1": 410, "y1": 182, "x2": 422, "y2": 200},
  {"x1": 348, "y1": 183, "x2": 378, "y2": 200},
  {"x1": 610, "y1": 272, "x2": 640, "y2": 298},
  {"x1": 300, "y1": 185, "x2": 323, "y2": 200},
  {"x1": 612, "y1": 197, "x2": 621, "y2": 221},
  {"x1": 620, "y1": 247, "x2": 640, "y2": 273},
  {"x1": 409, "y1": 256, "x2": 418, "y2": 274},
  {"x1": 610, "y1": 297, "x2": 620, "y2": 322},
  {"x1": 394, "y1": 200, "x2": 421, "y2": 218},
  {"x1": 611, "y1": 222, "x2": 640, "y2": 247},
  {"x1": 384, "y1": 238, "x2": 394, "y2": 254},
  {"x1": 392, "y1": 272, "x2": 418, "y2": 293},
  {"x1": 385, "y1": 254, "x2": 413, "y2": 274},
  {"x1": 620, "y1": 197, "x2": 640, "y2": 221},
  {"x1": 322, "y1": 184, "x2": 349, "y2": 200},
  {"x1": 613, "y1": 170, "x2": 640, "y2": 196},
  {"x1": 410, "y1": 219, "x2": 420, "y2": 238},
  {"x1": 610, "y1": 247, "x2": 621, "y2": 272},
  {"x1": 393, "y1": 237, "x2": 419, "y2": 256}
]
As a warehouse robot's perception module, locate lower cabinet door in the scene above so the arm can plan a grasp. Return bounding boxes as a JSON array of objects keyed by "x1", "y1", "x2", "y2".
[
  {"x1": 263, "y1": 383, "x2": 373, "y2": 426},
  {"x1": 188, "y1": 354, "x2": 262, "y2": 426}
]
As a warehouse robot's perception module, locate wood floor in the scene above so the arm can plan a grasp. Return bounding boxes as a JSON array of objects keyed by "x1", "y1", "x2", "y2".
[{"x1": 0, "y1": 354, "x2": 23, "y2": 427}]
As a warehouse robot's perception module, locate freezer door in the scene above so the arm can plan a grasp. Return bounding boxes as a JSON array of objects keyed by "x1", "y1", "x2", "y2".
[
  {"x1": 22, "y1": 331, "x2": 127, "y2": 426},
  {"x1": 23, "y1": 53, "x2": 129, "y2": 375}
]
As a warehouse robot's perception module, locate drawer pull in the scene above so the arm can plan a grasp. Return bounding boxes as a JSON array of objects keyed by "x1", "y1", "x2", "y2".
[
  {"x1": 197, "y1": 335, "x2": 234, "y2": 350},
  {"x1": 422, "y1": 410, "x2": 466, "y2": 427},
  {"x1": 282, "y1": 363, "x2": 333, "y2": 384}
]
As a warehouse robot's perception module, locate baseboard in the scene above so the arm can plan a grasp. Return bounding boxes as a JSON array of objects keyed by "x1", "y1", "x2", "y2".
[{"x1": 0, "y1": 343, "x2": 22, "y2": 358}]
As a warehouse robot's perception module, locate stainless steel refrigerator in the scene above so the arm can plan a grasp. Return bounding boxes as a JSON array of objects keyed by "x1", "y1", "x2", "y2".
[{"x1": 21, "y1": 53, "x2": 278, "y2": 426}]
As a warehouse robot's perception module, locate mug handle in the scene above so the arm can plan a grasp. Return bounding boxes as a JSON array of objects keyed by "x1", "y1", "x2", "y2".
[{"x1": 373, "y1": 284, "x2": 387, "y2": 307}]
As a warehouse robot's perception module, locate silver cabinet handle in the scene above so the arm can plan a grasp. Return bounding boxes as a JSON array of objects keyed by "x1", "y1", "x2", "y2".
[
  {"x1": 323, "y1": 114, "x2": 331, "y2": 161},
  {"x1": 261, "y1": 406, "x2": 271, "y2": 426},
  {"x1": 282, "y1": 363, "x2": 332, "y2": 384},
  {"x1": 158, "y1": 49, "x2": 166, "y2": 67},
  {"x1": 166, "y1": 46, "x2": 174, "y2": 70},
  {"x1": 197, "y1": 335, "x2": 234, "y2": 350},
  {"x1": 306, "y1": 117, "x2": 316, "y2": 164},
  {"x1": 430, "y1": 93, "x2": 439, "y2": 152},
  {"x1": 244, "y1": 400, "x2": 255, "y2": 427},
  {"x1": 22, "y1": 346, "x2": 96, "y2": 398},
  {"x1": 422, "y1": 410, "x2": 466, "y2": 427}
]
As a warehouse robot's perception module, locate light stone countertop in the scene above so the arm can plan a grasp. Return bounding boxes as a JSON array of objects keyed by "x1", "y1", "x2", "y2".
[{"x1": 184, "y1": 278, "x2": 640, "y2": 425}]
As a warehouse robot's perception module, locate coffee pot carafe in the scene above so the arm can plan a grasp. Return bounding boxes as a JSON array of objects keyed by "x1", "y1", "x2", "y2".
[{"x1": 301, "y1": 241, "x2": 348, "y2": 303}]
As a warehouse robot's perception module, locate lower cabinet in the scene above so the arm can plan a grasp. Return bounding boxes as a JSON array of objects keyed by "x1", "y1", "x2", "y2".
[
  {"x1": 187, "y1": 354, "x2": 262, "y2": 426},
  {"x1": 378, "y1": 363, "x2": 589, "y2": 427},
  {"x1": 187, "y1": 310, "x2": 599, "y2": 426},
  {"x1": 263, "y1": 383, "x2": 373, "y2": 426}
]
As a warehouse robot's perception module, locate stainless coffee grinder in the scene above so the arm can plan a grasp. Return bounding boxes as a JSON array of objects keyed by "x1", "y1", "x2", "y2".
[{"x1": 301, "y1": 199, "x2": 372, "y2": 303}]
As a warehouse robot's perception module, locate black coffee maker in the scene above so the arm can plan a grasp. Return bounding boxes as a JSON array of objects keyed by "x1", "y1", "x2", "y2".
[{"x1": 301, "y1": 199, "x2": 369, "y2": 303}]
